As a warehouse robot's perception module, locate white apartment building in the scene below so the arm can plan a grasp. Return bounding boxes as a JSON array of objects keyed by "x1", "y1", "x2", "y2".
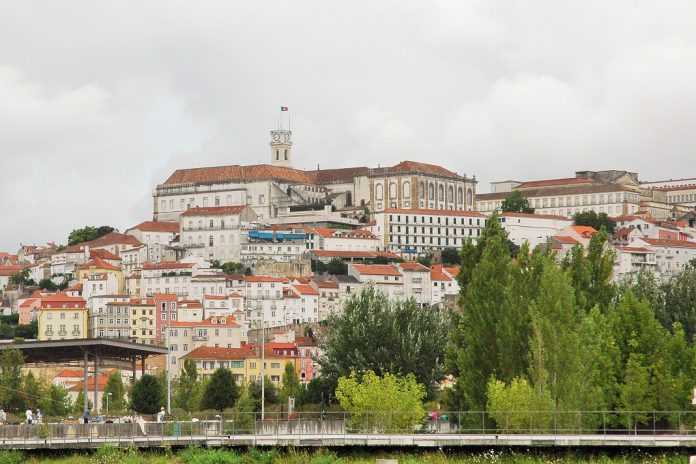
[
  {"x1": 376, "y1": 208, "x2": 486, "y2": 257},
  {"x1": 499, "y1": 212, "x2": 573, "y2": 248},
  {"x1": 82, "y1": 273, "x2": 119, "y2": 300},
  {"x1": 180, "y1": 205, "x2": 259, "y2": 261},
  {"x1": 125, "y1": 221, "x2": 180, "y2": 263},
  {"x1": 394, "y1": 262, "x2": 432, "y2": 307},
  {"x1": 630, "y1": 238, "x2": 696, "y2": 277},
  {"x1": 347, "y1": 264, "x2": 405, "y2": 300},
  {"x1": 242, "y1": 276, "x2": 289, "y2": 328},
  {"x1": 430, "y1": 265, "x2": 460, "y2": 308},
  {"x1": 613, "y1": 246, "x2": 658, "y2": 280},
  {"x1": 141, "y1": 260, "x2": 212, "y2": 297},
  {"x1": 282, "y1": 284, "x2": 320, "y2": 324},
  {"x1": 305, "y1": 228, "x2": 381, "y2": 252},
  {"x1": 310, "y1": 280, "x2": 341, "y2": 319}
]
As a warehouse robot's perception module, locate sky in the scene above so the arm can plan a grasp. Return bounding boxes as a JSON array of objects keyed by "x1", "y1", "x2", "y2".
[{"x1": 2, "y1": 1, "x2": 696, "y2": 251}]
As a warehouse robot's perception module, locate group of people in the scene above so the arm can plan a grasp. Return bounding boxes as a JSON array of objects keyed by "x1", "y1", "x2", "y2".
[{"x1": 25, "y1": 408, "x2": 43, "y2": 425}]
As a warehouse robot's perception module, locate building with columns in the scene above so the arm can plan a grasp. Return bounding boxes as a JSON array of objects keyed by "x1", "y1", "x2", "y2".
[{"x1": 153, "y1": 128, "x2": 476, "y2": 222}]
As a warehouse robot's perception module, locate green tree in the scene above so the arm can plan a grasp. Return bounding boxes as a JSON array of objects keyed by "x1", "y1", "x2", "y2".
[
  {"x1": 617, "y1": 353, "x2": 653, "y2": 429},
  {"x1": 450, "y1": 233, "x2": 530, "y2": 411},
  {"x1": 573, "y1": 211, "x2": 615, "y2": 233},
  {"x1": 9, "y1": 268, "x2": 35, "y2": 286},
  {"x1": 657, "y1": 267, "x2": 696, "y2": 340},
  {"x1": 487, "y1": 377, "x2": 553, "y2": 432},
  {"x1": 175, "y1": 359, "x2": 203, "y2": 411},
  {"x1": 440, "y1": 247, "x2": 461, "y2": 265},
  {"x1": 416, "y1": 255, "x2": 432, "y2": 267},
  {"x1": 68, "y1": 225, "x2": 115, "y2": 246},
  {"x1": 23, "y1": 371, "x2": 45, "y2": 410},
  {"x1": 326, "y1": 258, "x2": 348, "y2": 275},
  {"x1": 73, "y1": 390, "x2": 92, "y2": 414},
  {"x1": 231, "y1": 386, "x2": 257, "y2": 432},
  {"x1": 500, "y1": 190, "x2": 535, "y2": 214},
  {"x1": 38, "y1": 278, "x2": 58, "y2": 291},
  {"x1": 129, "y1": 374, "x2": 164, "y2": 414},
  {"x1": 41, "y1": 384, "x2": 71, "y2": 417},
  {"x1": 102, "y1": 373, "x2": 126, "y2": 412},
  {"x1": 201, "y1": 367, "x2": 238, "y2": 411},
  {"x1": 0, "y1": 348, "x2": 25, "y2": 410},
  {"x1": 280, "y1": 362, "x2": 301, "y2": 405},
  {"x1": 336, "y1": 371, "x2": 426, "y2": 432},
  {"x1": 318, "y1": 285, "x2": 448, "y2": 397},
  {"x1": 14, "y1": 321, "x2": 37, "y2": 340},
  {"x1": 221, "y1": 262, "x2": 244, "y2": 274},
  {"x1": 248, "y1": 376, "x2": 278, "y2": 409}
]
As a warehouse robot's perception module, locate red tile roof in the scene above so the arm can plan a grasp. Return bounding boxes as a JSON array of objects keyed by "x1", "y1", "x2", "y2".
[
  {"x1": 397, "y1": 262, "x2": 429, "y2": 272},
  {"x1": 40, "y1": 293, "x2": 86, "y2": 309},
  {"x1": 430, "y1": 269, "x2": 451, "y2": 281},
  {"x1": 154, "y1": 293, "x2": 178, "y2": 300},
  {"x1": 0, "y1": 264, "x2": 30, "y2": 276},
  {"x1": 89, "y1": 249, "x2": 121, "y2": 261},
  {"x1": 431, "y1": 265, "x2": 459, "y2": 276},
  {"x1": 292, "y1": 284, "x2": 319, "y2": 295},
  {"x1": 181, "y1": 205, "x2": 249, "y2": 217},
  {"x1": 178, "y1": 300, "x2": 204, "y2": 309},
  {"x1": 619, "y1": 246, "x2": 654, "y2": 253},
  {"x1": 518, "y1": 177, "x2": 595, "y2": 189},
  {"x1": 203, "y1": 294, "x2": 228, "y2": 300},
  {"x1": 54, "y1": 369, "x2": 84, "y2": 379},
  {"x1": 313, "y1": 280, "x2": 339, "y2": 289},
  {"x1": 130, "y1": 221, "x2": 180, "y2": 233},
  {"x1": 553, "y1": 235, "x2": 579, "y2": 245},
  {"x1": 310, "y1": 228, "x2": 377, "y2": 239},
  {"x1": 19, "y1": 298, "x2": 39, "y2": 308},
  {"x1": 129, "y1": 297, "x2": 155, "y2": 305},
  {"x1": 64, "y1": 232, "x2": 141, "y2": 253},
  {"x1": 79, "y1": 256, "x2": 121, "y2": 271},
  {"x1": 641, "y1": 238, "x2": 696, "y2": 248},
  {"x1": 351, "y1": 264, "x2": 402, "y2": 276},
  {"x1": 571, "y1": 226, "x2": 597, "y2": 238},
  {"x1": 370, "y1": 160, "x2": 464, "y2": 179},
  {"x1": 164, "y1": 164, "x2": 317, "y2": 186},
  {"x1": 383, "y1": 208, "x2": 484, "y2": 217}
]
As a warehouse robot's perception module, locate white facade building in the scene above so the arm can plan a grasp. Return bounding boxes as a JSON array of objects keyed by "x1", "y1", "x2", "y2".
[{"x1": 499, "y1": 213, "x2": 573, "y2": 248}]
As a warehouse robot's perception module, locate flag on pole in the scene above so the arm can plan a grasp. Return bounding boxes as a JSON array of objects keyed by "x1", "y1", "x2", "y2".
[{"x1": 281, "y1": 106, "x2": 288, "y2": 111}]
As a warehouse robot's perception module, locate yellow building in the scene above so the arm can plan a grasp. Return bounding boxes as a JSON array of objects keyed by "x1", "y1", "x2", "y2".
[
  {"x1": 78, "y1": 256, "x2": 124, "y2": 293},
  {"x1": 183, "y1": 346, "x2": 296, "y2": 385},
  {"x1": 38, "y1": 293, "x2": 88, "y2": 340},
  {"x1": 130, "y1": 297, "x2": 156, "y2": 345}
]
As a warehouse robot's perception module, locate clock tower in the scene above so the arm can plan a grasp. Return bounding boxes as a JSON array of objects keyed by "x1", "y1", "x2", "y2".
[{"x1": 270, "y1": 130, "x2": 293, "y2": 168}]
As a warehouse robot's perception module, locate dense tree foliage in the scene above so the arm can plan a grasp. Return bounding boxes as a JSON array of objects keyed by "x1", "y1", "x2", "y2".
[
  {"x1": 326, "y1": 258, "x2": 348, "y2": 275},
  {"x1": 572, "y1": 211, "x2": 615, "y2": 233},
  {"x1": 336, "y1": 371, "x2": 426, "y2": 432},
  {"x1": 102, "y1": 373, "x2": 127, "y2": 412},
  {"x1": 209, "y1": 260, "x2": 244, "y2": 274},
  {"x1": 67, "y1": 225, "x2": 115, "y2": 246},
  {"x1": 440, "y1": 247, "x2": 461, "y2": 265},
  {"x1": 444, "y1": 212, "x2": 696, "y2": 431},
  {"x1": 201, "y1": 367, "x2": 238, "y2": 411},
  {"x1": 9, "y1": 268, "x2": 35, "y2": 286},
  {"x1": 318, "y1": 285, "x2": 448, "y2": 397},
  {"x1": 280, "y1": 362, "x2": 302, "y2": 406},
  {"x1": 130, "y1": 374, "x2": 164, "y2": 414},
  {"x1": 500, "y1": 190, "x2": 535, "y2": 214},
  {"x1": 175, "y1": 359, "x2": 205, "y2": 411}
]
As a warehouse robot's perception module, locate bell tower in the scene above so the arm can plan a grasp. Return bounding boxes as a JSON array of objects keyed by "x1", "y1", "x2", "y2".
[{"x1": 270, "y1": 130, "x2": 293, "y2": 168}]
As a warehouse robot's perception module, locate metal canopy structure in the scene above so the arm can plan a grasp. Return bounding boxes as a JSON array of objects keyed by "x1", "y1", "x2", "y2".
[{"x1": 0, "y1": 339, "x2": 167, "y2": 415}]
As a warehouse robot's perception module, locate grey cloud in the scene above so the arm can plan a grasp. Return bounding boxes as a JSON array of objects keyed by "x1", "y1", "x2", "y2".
[{"x1": 2, "y1": 0, "x2": 696, "y2": 250}]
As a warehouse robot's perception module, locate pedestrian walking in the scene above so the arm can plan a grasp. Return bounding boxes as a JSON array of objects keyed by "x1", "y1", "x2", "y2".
[
  {"x1": 83, "y1": 408, "x2": 91, "y2": 424},
  {"x1": 25, "y1": 408, "x2": 33, "y2": 425},
  {"x1": 36, "y1": 408, "x2": 43, "y2": 424}
]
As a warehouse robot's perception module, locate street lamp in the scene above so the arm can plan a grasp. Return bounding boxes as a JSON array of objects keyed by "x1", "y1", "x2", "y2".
[
  {"x1": 261, "y1": 310, "x2": 266, "y2": 421},
  {"x1": 165, "y1": 325, "x2": 171, "y2": 414},
  {"x1": 106, "y1": 392, "x2": 112, "y2": 412}
]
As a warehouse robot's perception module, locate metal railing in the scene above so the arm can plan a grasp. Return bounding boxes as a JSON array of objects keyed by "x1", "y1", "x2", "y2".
[{"x1": 3, "y1": 410, "x2": 696, "y2": 441}]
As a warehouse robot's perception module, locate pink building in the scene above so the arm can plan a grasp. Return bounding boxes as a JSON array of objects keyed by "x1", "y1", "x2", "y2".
[{"x1": 154, "y1": 293, "x2": 177, "y2": 344}]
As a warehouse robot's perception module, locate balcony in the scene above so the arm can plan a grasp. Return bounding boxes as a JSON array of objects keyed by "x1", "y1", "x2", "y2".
[
  {"x1": 193, "y1": 335, "x2": 209, "y2": 342},
  {"x1": 182, "y1": 225, "x2": 240, "y2": 231}
]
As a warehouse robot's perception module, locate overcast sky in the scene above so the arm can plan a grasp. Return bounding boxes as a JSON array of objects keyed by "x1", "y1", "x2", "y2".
[{"x1": 2, "y1": 1, "x2": 696, "y2": 251}]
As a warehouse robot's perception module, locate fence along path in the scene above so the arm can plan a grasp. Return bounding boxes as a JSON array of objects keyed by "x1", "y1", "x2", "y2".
[{"x1": 3, "y1": 410, "x2": 696, "y2": 450}]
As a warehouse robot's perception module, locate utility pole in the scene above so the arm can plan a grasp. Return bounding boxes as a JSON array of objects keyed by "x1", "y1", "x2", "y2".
[
  {"x1": 166, "y1": 324, "x2": 171, "y2": 414},
  {"x1": 261, "y1": 309, "x2": 266, "y2": 421}
]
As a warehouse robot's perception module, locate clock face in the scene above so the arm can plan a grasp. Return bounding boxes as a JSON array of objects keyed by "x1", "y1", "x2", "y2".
[
  {"x1": 273, "y1": 133, "x2": 280, "y2": 142},
  {"x1": 284, "y1": 133, "x2": 290, "y2": 142}
]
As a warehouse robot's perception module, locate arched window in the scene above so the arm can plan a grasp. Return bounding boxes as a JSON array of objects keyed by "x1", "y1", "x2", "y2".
[
  {"x1": 389, "y1": 183, "x2": 397, "y2": 199},
  {"x1": 457, "y1": 187, "x2": 463, "y2": 204},
  {"x1": 428, "y1": 183, "x2": 435, "y2": 200},
  {"x1": 448, "y1": 186, "x2": 453, "y2": 202},
  {"x1": 419, "y1": 182, "x2": 425, "y2": 199},
  {"x1": 403, "y1": 182, "x2": 411, "y2": 198},
  {"x1": 467, "y1": 188, "x2": 473, "y2": 206},
  {"x1": 376, "y1": 183, "x2": 384, "y2": 200},
  {"x1": 438, "y1": 185, "x2": 444, "y2": 201}
]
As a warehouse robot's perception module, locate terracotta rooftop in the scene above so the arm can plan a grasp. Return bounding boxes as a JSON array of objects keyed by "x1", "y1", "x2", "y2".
[
  {"x1": 310, "y1": 227, "x2": 377, "y2": 239},
  {"x1": 181, "y1": 205, "x2": 249, "y2": 216},
  {"x1": 292, "y1": 284, "x2": 319, "y2": 295},
  {"x1": 89, "y1": 249, "x2": 121, "y2": 261},
  {"x1": 63, "y1": 232, "x2": 141, "y2": 253},
  {"x1": 142, "y1": 261, "x2": 195, "y2": 270},
  {"x1": 641, "y1": 238, "x2": 696, "y2": 248},
  {"x1": 553, "y1": 235, "x2": 580, "y2": 245},
  {"x1": 500, "y1": 212, "x2": 571, "y2": 221},
  {"x1": 311, "y1": 250, "x2": 401, "y2": 259},
  {"x1": 397, "y1": 262, "x2": 430, "y2": 272},
  {"x1": 517, "y1": 177, "x2": 595, "y2": 189},
  {"x1": 79, "y1": 256, "x2": 121, "y2": 271},
  {"x1": 312, "y1": 280, "x2": 339, "y2": 289},
  {"x1": 244, "y1": 276, "x2": 289, "y2": 283},
  {"x1": 369, "y1": 160, "x2": 464, "y2": 179},
  {"x1": 130, "y1": 221, "x2": 180, "y2": 233},
  {"x1": 351, "y1": 264, "x2": 402, "y2": 277}
]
